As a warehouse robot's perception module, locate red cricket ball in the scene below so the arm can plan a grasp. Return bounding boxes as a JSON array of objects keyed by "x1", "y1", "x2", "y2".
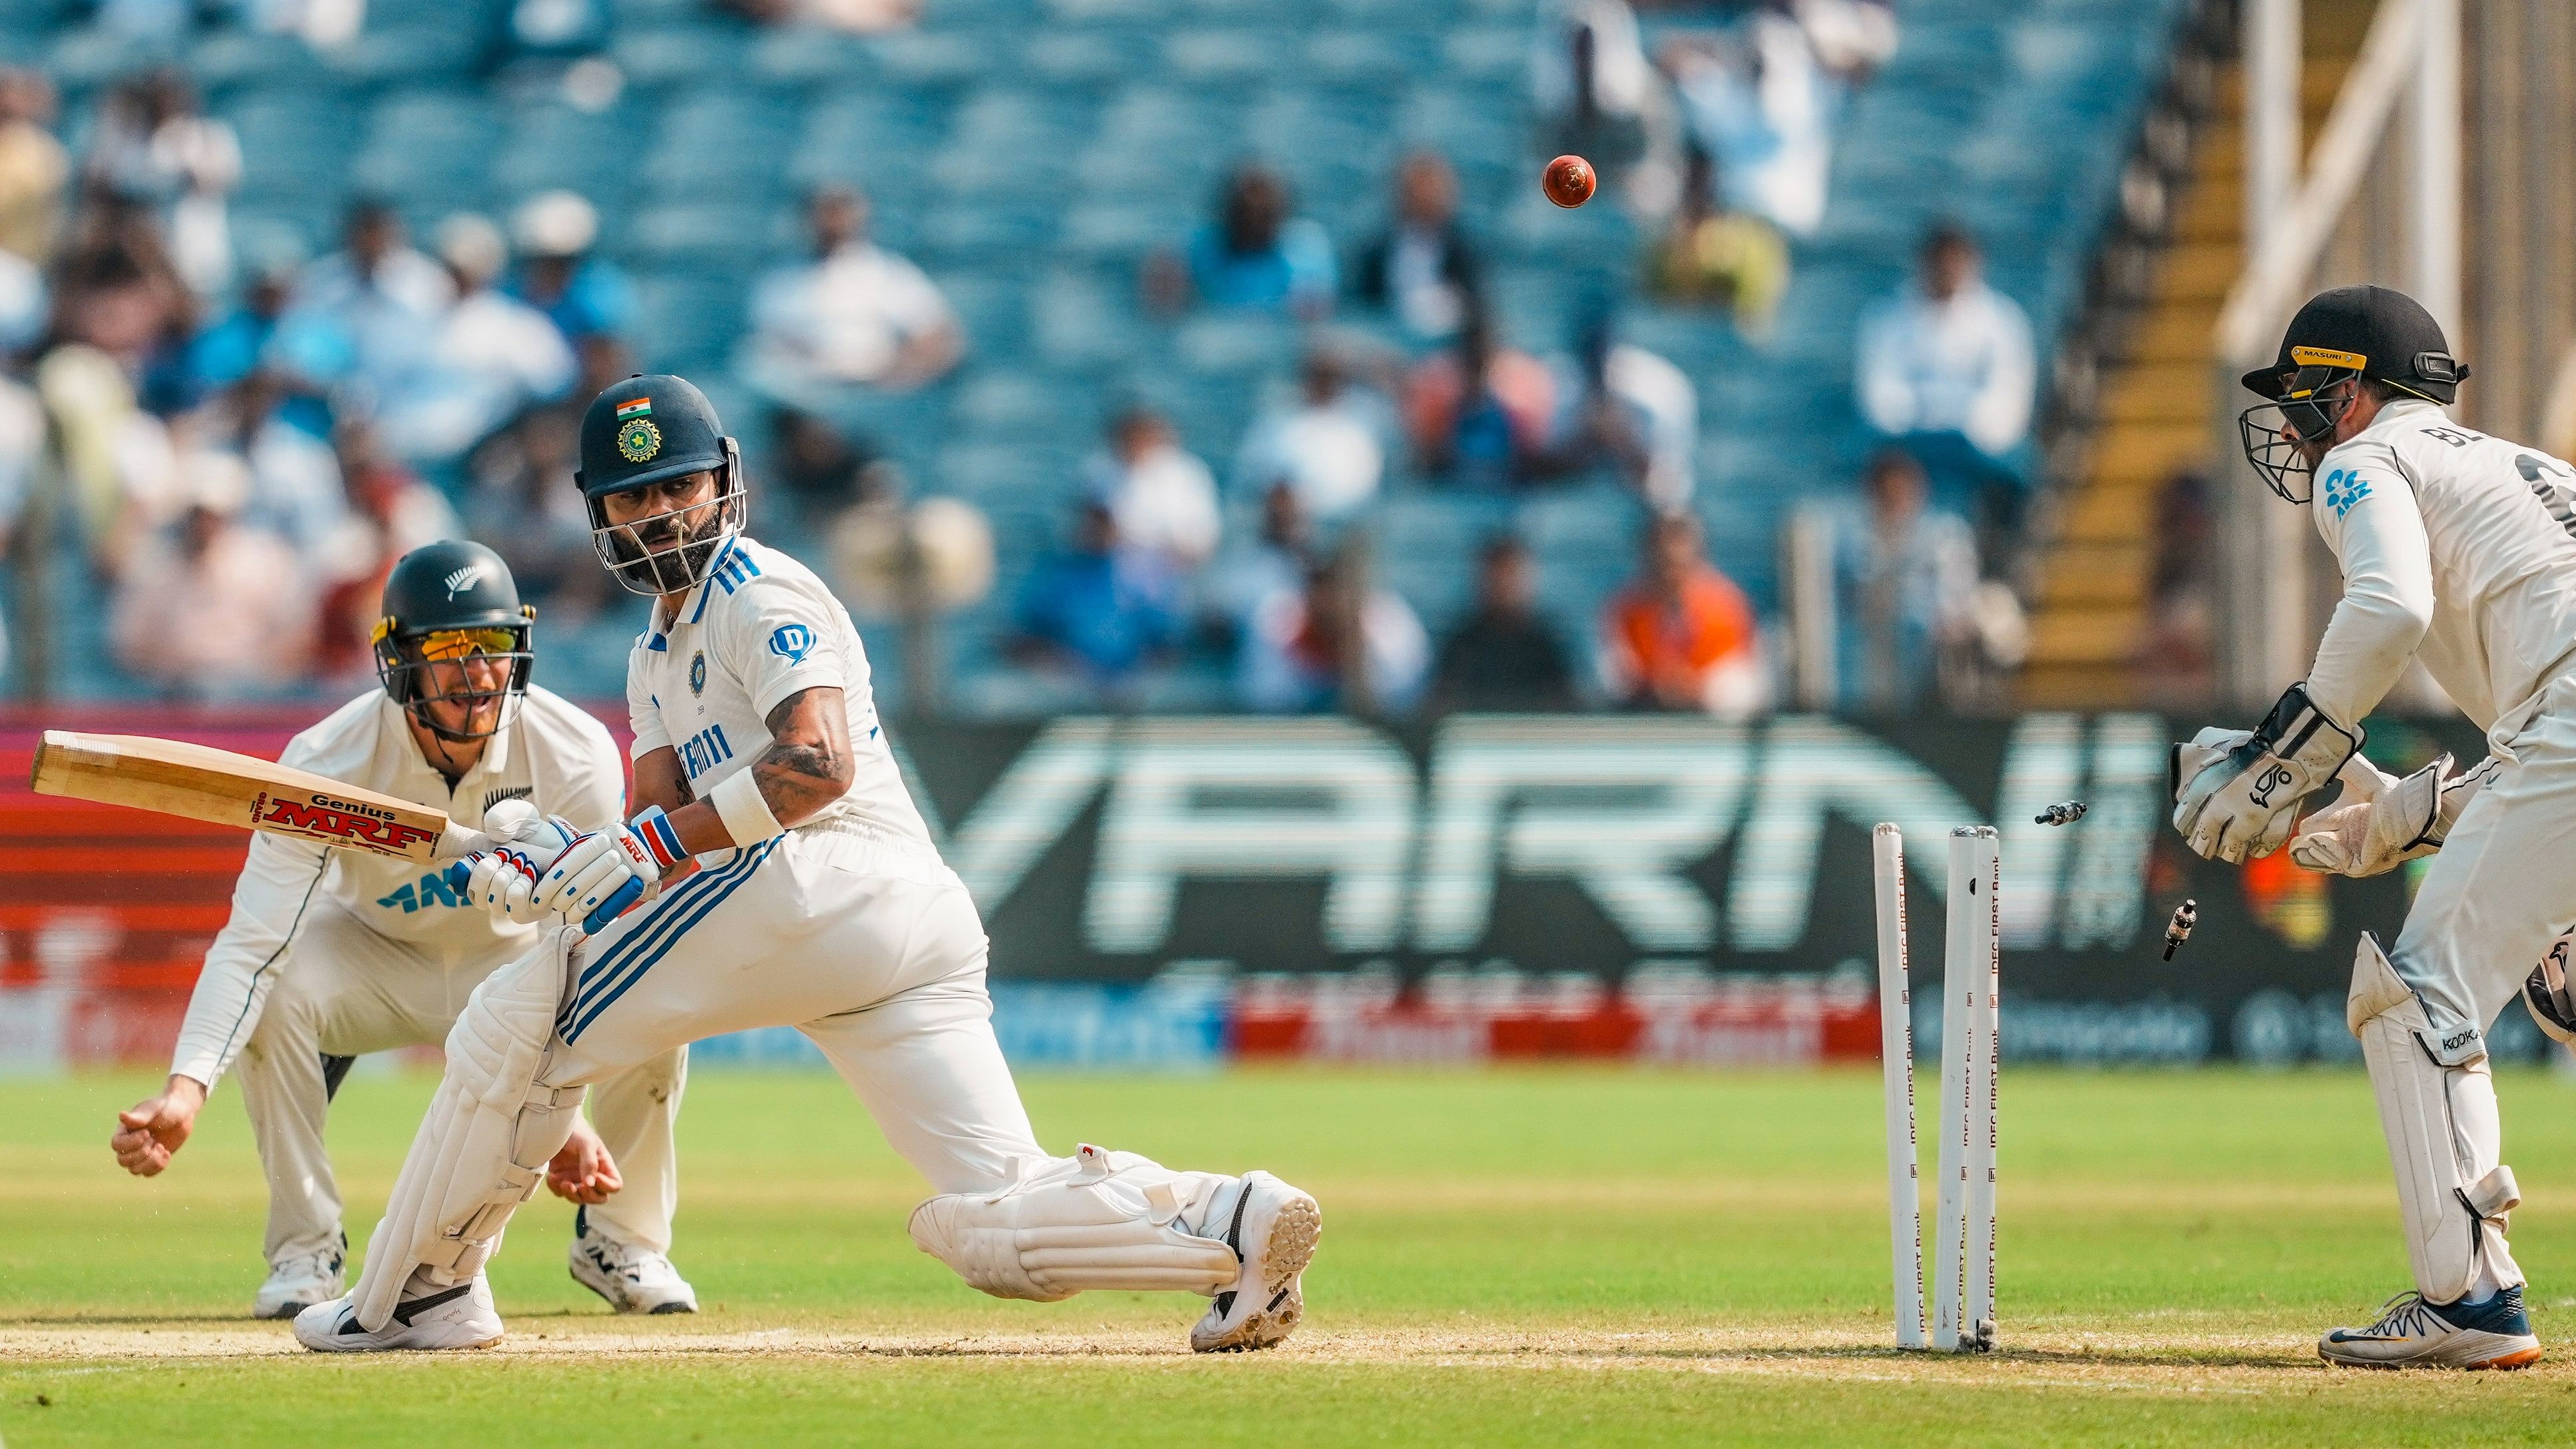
[{"x1": 1543, "y1": 154, "x2": 1596, "y2": 209}]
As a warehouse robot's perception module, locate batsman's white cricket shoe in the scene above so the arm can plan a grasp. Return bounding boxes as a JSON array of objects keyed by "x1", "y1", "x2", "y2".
[
  {"x1": 1190, "y1": 1171, "x2": 1321, "y2": 1354},
  {"x1": 568, "y1": 1210, "x2": 699, "y2": 1315},
  {"x1": 253, "y1": 1244, "x2": 344, "y2": 1320},
  {"x1": 2319, "y1": 1287, "x2": 2543, "y2": 1370},
  {"x1": 292, "y1": 1276, "x2": 504, "y2": 1352}
]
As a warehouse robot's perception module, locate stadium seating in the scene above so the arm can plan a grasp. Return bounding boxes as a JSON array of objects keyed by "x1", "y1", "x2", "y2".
[{"x1": 19, "y1": 0, "x2": 2195, "y2": 710}]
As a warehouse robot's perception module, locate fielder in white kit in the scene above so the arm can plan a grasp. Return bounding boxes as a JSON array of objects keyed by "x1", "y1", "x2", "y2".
[
  {"x1": 294, "y1": 374, "x2": 1321, "y2": 1354},
  {"x1": 2176, "y1": 285, "x2": 2576, "y2": 1368},
  {"x1": 111, "y1": 542, "x2": 701, "y2": 1318}
]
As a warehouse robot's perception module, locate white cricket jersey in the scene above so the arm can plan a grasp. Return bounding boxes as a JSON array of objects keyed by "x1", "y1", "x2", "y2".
[
  {"x1": 624, "y1": 533, "x2": 935, "y2": 849},
  {"x1": 167, "y1": 686, "x2": 626, "y2": 1087},
  {"x1": 2306, "y1": 400, "x2": 2576, "y2": 738}
]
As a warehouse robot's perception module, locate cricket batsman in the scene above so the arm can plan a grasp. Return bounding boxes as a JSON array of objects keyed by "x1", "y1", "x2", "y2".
[
  {"x1": 111, "y1": 541, "x2": 701, "y2": 1319},
  {"x1": 2174, "y1": 284, "x2": 2576, "y2": 1368},
  {"x1": 291, "y1": 375, "x2": 1320, "y2": 1354}
]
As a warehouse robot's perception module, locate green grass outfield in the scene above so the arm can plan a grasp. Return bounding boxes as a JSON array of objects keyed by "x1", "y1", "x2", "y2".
[{"x1": 9, "y1": 1066, "x2": 2576, "y2": 1447}]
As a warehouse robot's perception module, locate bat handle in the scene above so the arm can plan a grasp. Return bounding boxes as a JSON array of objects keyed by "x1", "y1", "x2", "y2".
[
  {"x1": 432, "y1": 822, "x2": 497, "y2": 862},
  {"x1": 582, "y1": 877, "x2": 645, "y2": 935}
]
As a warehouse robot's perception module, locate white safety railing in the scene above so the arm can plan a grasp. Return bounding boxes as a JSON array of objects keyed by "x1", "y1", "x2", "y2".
[{"x1": 2212, "y1": 0, "x2": 2460, "y2": 707}]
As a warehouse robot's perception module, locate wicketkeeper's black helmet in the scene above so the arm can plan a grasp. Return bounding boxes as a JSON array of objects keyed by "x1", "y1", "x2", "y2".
[
  {"x1": 374, "y1": 540, "x2": 534, "y2": 742},
  {"x1": 2238, "y1": 286, "x2": 2469, "y2": 502},
  {"x1": 574, "y1": 373, "x2": 745, "y2": 596}
]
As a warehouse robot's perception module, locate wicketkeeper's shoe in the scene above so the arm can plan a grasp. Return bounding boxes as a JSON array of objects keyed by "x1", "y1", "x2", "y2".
[
  {"x1": 292, "y1": 1276, "x2": 504, "y2": 1352},
  {"x1": 1190, "y1": 1171, "x2": 1321, "y2": 1354},
  {"x1": 2319, "y1": 1286, "x2": 2543, "y2": 1370},
  {"x1": 253, "y1": 1242, "x2": 345, "y2": 1320},
  {"x1": 568, "y1": 1210, "x2": 699, "y2": 1315}
]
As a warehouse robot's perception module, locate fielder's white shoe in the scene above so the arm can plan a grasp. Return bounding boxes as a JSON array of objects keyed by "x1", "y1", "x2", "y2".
[
  {"x1": 568, "y1": 1210, "x2": 699, "y2": 1315},
  {"x1": 293, "y1": 1276, "x2": 504, "y2": 1352},
  {"x1": 2319, "y1": 1287, "x2": 2543, "y2": 1370},
  {"x1": 1190, "y1": 1171, "x2": 1320, "y2": 1354},
  {"x1": 253, "y1": 1244, "x2": 344, "y2": 1320}
]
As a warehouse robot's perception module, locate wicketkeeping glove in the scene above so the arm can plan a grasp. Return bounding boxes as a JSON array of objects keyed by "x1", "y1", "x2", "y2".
[
  {"x1": 2523, "y1": 935, "x2": 2576, "y2": 1046},
  {"x1": 2288, "y1": 753, "x2": 2493, "y2": 877},
  {"x1": 532, "y1": 805, "x2": 689, "y2": 931},
  {"x1": 2171, "y1": 682, "x2": 2363, "y2": 865}
]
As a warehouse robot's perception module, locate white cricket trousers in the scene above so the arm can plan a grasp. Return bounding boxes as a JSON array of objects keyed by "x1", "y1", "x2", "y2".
[
  {"x1": 538, "y1": 821, "x2": 1043, "y2": 1196},
  {"x1": 2391, "y1": 677, "x2": 2576, "y2": 1045},
  {"x1": 236, "y1": 900, "x2": 687, "y2": 1263}
]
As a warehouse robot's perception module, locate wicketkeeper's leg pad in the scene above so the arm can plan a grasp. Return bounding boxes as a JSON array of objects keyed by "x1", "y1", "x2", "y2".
[
  {"x1": 2349, "y1": 933, "x2": 2524, "y2": 1304},
  {"x1": 908, "y1": 1144, "x2": 1241, "y2": 1301},
  {"x1": 349, "y1": 927, "x2": 584, "y2": 1332}
]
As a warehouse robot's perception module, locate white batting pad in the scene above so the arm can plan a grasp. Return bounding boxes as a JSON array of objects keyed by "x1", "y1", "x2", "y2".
[
  {"x1": 908, "y1": 1144, "x2": 1241, "y2": 1302},
  {"x1": 350, "y1": 927, "x2": 584, "y2": 1331},
  {"x1": 2348, "y1": 933, "x2": 2523, "y2": 1304}
]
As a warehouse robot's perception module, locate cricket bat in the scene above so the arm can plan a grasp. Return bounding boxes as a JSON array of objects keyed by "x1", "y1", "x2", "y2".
[{"x1": 29, "y1": 729, "x2": 500, "y2": 863}]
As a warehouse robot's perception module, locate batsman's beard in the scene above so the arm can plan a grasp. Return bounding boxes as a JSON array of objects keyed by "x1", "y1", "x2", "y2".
[{"x1": 593, "y1": 490, "x2": 741, "y2": 596}]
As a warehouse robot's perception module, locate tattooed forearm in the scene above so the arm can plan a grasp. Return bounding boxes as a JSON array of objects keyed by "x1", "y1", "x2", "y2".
[{"x1": 752, "y1": 687, "x2": 854, "y2": 825}]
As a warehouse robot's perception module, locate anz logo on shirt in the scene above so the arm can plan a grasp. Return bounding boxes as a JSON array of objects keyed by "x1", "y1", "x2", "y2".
[
  {"x1": 378, "y1": 868, "x2": 468, "y2": 914},
  {"x1": 2320, "y1": 466, "x2": 2373, "y2": 518},
  {"x1": 679, "y1": 721, "x2": 737, "y2": 781}
]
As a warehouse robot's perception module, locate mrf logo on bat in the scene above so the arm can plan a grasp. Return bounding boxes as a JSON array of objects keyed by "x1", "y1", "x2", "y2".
[{"x1": 245, "y1": 790, "x2": 438, "y2": 853}]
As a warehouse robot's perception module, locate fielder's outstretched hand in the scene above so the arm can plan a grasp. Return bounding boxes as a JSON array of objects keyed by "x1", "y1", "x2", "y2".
[
  {"x1": 546, "y1": 1117, "x2": 624, "y2": 1205},
  {"x1": 112, "y1": 1073, "x2": 207, "y2": 1177}
]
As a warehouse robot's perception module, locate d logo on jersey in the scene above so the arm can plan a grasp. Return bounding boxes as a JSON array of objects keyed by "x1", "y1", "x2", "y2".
[{"x1": 769, "y1": 623, "x2": 814, "y2": 665}]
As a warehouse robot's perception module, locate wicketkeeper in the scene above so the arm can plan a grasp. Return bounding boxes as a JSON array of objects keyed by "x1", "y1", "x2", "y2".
[
  {"x1": 111, "y1": 542, "x2": 701, "y2": 1319},
  {"x1": 2175, "y1": 284, "x2": 2576, "y2": 1368}
]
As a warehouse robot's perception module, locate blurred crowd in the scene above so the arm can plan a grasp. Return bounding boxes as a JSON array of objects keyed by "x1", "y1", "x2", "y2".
[{"x1": 0, "y1": 0, "x2": 2041, "y2": 720}]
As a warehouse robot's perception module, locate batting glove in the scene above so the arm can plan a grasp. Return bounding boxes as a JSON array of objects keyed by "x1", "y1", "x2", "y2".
[
  {"x1": 532, "y1": 806, "x2": 689, "y2": 931},
  {"x1": 2172, "y1": 683, "x2": 2363, "y2": 865},
  {"x1": 2288, "y1": 753, "x2": 2493, "y2": 877},
  {"x1": 463, "y1": 813, "x2": 584, "y2": 926}
]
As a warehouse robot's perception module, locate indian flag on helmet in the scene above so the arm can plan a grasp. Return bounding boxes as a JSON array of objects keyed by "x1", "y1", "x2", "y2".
[{"x1": 614, "y1": 397, "x2": 652, "y2": 420}]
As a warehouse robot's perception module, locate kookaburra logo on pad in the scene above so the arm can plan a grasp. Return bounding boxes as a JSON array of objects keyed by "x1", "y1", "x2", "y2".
[{"x1": 443, "y1": 563, "x2": 490, "y2": 600}]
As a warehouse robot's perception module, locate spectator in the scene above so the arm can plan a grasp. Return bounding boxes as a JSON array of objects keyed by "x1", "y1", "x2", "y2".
[
  {"x1": 1088, "y1": 406, "x2": 1220, "y2": 571},
  {"x1": 48, "y1": 209, "x2": 195, "y2": 384},
  {"x1": 203, "y1": 370, "x2": 348, "y2": 560},
  {"x1": 773, "y1": 406, "x2": 903, "y2": 546},
  {"x1": 185, "y1": 246, "x2": 350, "y2": 438},
  {"x1": 378, "y1": 213, "x2": 576, "y2": 463},
  {"x1": 506, "y1": 190, "x2": 634, "y2": 348},
  {"x1": 1855, "y1": 223, "x2": 2036, "y2": 526},
  {"x1": 1431, "y1": 536, "x2": 1577, "y2": 713},
  {"x1": 1011, "y1": 498, "x2": 1185, "y2": 690},
  {"x1": 82, "y1": 69, "x2": 240, "y2": 299},
  {"x1": 464, "y1": 398, "x2": 611, "y2": 618},
  {"x1": 1202, "y1": 478, "x2": 1310, "y2": 634},
  {"x1": 1797, "y1": 0, "x2": 1900, "y2": 84},
  {"x1": 1403, "y1": 308, "x2": 1555, "y2": 492},
  {"x1": 2135, "y1": 468, "x2": 2218, "y2": 706},
  {"x1": 109, "y1": 451, "x2": 313, "y2": 697},
  {"x1": 1663, "y1": 8, "x2": 1833, "y2": 236},
  {"x1": 315, "y1": 418, "x2": 464, "y2": 681},
  {"x1": 1239, "y1": 547, "x2": 1430, "y2": 716},
  {"x1": 1531, "y1": 0, "x2": 1680, "y2": 219},
  {"x1": 1830, "y1": 448, "x2": 1978, "y2": 709},
  {"x1": 1544, "y1": 318, "x2": 1698, "y2": 512},
  {"x1": 715, "y1": 0, "x2": 921, "y2": 29},
  {"x1": 294, "y1": 199, "x2": 456, "y2": 406},
  {"x1": 1647, "y1": 148, "x2": 1787, "y2": 336},
  {"x1": 1351, "y1": 152, "x2": 1481, "y2": 345},
  {"x1": 0, "y1": 236, "x2": 38, "y2": 354},
  {"x1": 743, "y1": 185, "x2": 961, "y2": 408},
  {"x1": 1148, "y1": 165, "x2": 1336, "y2": 318},
  {"x1": 0, "y1": 68, "x2": 67, "y2": 266},
  {"x1": 1234, "y1": 350, "x2": 1386, "y2": 524},
  {"x1": 1601, "y1": 512, "x2": 1767, "y2": 716}
]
